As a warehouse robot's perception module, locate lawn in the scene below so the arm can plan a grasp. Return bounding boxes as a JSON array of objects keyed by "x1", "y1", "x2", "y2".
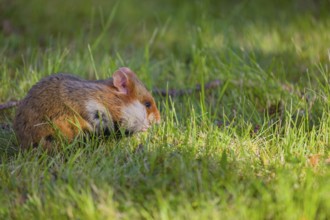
[{"x1": 0, "y1": 0, "x2": 330, "y2": 219}]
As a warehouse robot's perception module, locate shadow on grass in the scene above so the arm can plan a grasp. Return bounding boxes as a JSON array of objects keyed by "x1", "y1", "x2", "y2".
[{"x1": 0, "y1": 125, "x2": 18, "y2": 158}]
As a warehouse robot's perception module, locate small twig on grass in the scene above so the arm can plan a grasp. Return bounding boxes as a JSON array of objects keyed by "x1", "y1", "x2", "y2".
[
  {"x1": 0, "y1": 101, "x2": 20, "y2": 110},
  {"x1": 153, "y1": 79, "x2": 221, "y2": 97}
]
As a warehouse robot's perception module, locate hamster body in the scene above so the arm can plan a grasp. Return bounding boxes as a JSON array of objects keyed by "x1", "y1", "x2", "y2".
[{"x1": 13, "y1": 67, "x2": 161, "y2": 149}]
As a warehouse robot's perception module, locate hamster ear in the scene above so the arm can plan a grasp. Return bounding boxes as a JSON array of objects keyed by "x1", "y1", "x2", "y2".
[
  {"x1": 118, "y1": 67, "x2": 137, "y2": 77},
  {"x1": 113, "y1": 69, "x2": 129, "y2": 94}
]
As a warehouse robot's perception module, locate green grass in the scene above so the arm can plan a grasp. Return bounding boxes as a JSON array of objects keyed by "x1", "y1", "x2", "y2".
[{"x1": 1, "y1": 0, "x2": 330, "y2": 219}]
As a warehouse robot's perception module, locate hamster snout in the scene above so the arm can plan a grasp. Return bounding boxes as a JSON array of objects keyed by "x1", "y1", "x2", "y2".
[{"x1": 121, "y1": 101, "x2": 158, "y2": 133}]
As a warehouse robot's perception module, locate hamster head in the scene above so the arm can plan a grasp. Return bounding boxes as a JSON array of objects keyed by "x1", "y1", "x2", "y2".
[{"x1": 112, "y1": 67, "x2": 161, "y2": 133}]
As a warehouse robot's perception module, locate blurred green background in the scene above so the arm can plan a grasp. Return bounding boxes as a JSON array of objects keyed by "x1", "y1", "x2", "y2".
[{"x1": 1, "y1": 0, "x2": 329, "y2": 69}]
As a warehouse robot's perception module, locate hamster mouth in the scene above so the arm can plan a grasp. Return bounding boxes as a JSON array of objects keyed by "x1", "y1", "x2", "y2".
[{"x1": 140, "y1": 124, "x2": 150, "y2": 132}]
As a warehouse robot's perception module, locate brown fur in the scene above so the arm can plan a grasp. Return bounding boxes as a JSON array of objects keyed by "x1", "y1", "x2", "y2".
[{"x1": 13, "y1": 67, "x2": 161, "y2": 149}]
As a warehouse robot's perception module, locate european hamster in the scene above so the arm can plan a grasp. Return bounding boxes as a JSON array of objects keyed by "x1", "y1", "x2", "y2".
[{"x1": 13, "y1": 67, "x2": 161, "y2": 149}]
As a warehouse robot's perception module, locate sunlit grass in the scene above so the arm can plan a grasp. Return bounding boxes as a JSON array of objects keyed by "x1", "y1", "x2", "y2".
[{"x1": 1, "y1": 0, "x2": 330, "y2": 219}]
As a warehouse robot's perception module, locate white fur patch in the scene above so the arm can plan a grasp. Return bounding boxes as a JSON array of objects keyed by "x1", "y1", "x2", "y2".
[
  {"x1": 121, "y1": 101, "x2": 149, "y2": 132},
  {"x1": 85, "y1": 100, "x2": 114, "y2": 133}
]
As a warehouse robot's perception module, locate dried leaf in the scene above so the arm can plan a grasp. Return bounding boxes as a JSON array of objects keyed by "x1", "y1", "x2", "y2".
[{"x1": 308, "y1": 154, "x2": 321, "y2": 167}]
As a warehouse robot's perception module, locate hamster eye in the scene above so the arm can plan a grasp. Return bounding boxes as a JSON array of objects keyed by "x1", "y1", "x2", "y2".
[{"x1": 145, "y1": 101, "x2": 152, "y2": 108}]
